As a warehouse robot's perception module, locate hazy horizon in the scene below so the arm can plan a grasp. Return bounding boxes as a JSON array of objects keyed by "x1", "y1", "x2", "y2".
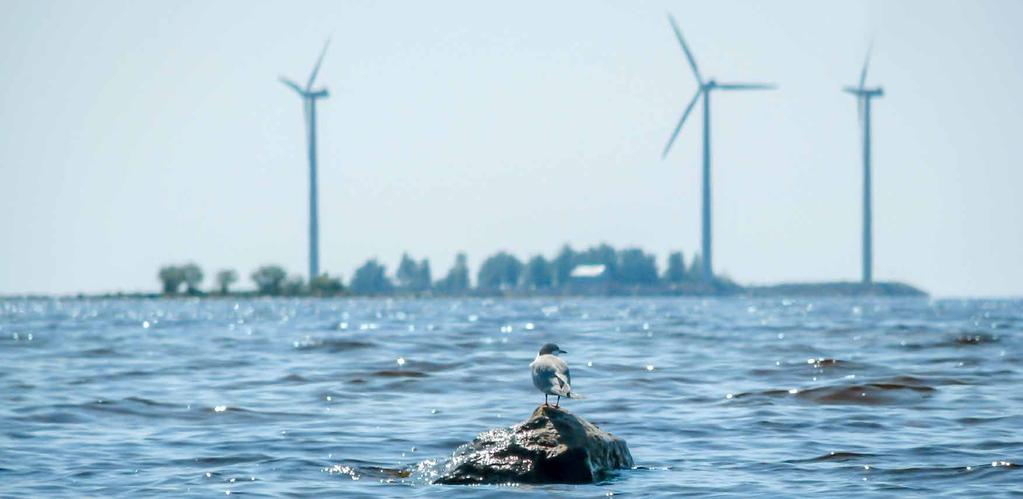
[{"x1": 3, "y1": 0, "x2": 1022, "y2": 297}]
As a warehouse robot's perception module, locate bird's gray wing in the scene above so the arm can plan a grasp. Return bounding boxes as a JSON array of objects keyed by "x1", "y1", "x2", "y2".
[
  {"x1": 554, "y1": 371, "x2": 570, "y2": 394},
  {"x1": 551, "y1": 357, "x2": 572, "y2": 394}
]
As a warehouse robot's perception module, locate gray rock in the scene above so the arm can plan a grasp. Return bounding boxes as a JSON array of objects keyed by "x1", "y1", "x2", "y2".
[{"x1": 435, "y1": 405, "x2": 633, "y2": 485}]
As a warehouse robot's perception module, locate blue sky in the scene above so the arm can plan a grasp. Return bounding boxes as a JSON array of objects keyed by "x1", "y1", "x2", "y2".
[{"x1": 2, "y1": 0, "x2": 1022, "y2": 297}]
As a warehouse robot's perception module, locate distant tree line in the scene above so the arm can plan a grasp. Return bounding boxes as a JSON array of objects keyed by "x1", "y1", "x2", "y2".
[{"x1": 156, "y1": 243, "x2": 736, "y2": 297}]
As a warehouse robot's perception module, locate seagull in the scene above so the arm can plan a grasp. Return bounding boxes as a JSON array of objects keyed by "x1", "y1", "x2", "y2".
[{"x1": 530, "y1": 343, "x2": 584, "y2": 408}]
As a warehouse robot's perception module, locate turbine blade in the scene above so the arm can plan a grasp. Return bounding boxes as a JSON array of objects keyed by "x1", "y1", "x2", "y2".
[
  {"x1": 662, "y1": 89, "x2": 703, "y2": 159},
  {"x1": 306, "y1": 38, "x2": 331, "y2": 90},
  {"x1": 280, "y1": 76, "x2": 305, "y2": 95},
  {"x1": 858, "y1": 41, "x2": 872, "y2": 90},
  {"x1": 667, "y1": 14, "x2": 703, "y2": 84},
  {"x1": 716, "y1": 82, "x2": 777, "y2": 91},
  {"x1": 842, "y1": 86, "x2": 864, "y2": 95}
]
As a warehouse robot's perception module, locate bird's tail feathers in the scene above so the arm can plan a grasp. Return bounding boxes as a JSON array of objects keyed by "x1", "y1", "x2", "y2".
[{"x1": 567, "y1": 392, "x2": 585, "y2": 400}]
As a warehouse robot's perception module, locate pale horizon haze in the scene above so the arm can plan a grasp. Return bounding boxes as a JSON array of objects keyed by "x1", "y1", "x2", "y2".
[{"x1": 2, "y1": 0, "x2": 1022, "y2": 297}]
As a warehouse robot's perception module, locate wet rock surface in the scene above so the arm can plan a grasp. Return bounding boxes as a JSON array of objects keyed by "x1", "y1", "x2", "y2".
[{"x1": 435, "y1": 405, "x2": 633, "y2": 485}]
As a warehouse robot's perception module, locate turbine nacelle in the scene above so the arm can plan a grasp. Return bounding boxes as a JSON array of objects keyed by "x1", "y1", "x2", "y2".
[
  {"x1": 281, "y1": 77, "x2": 331, "y2": 100},
  {"x1": 843, "y1": 86, "x2": 884, "y2": 98},
  {"x1": 307, "y1": 88, "x2": 330, "y2": 99}
]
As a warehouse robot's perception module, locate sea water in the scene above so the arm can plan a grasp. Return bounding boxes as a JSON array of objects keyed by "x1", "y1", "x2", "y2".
[{"x1": 1, "y1": 297, "x2": 1020, "y2": 497}]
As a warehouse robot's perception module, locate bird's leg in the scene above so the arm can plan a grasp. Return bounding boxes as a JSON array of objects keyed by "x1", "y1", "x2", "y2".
[
  {"x1": 555, "y1": 395, "x2": 561, "y2": 408},
  {"x1": 544, "y1": 394, "x2": 549, "y2": 406}
]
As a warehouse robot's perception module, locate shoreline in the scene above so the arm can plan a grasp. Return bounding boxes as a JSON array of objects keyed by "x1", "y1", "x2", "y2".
[{"x1": 0, "y1": 280, "x2": 928, "y2": 300}]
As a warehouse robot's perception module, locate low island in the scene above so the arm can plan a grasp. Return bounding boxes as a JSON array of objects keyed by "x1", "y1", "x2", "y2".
[{"x1": 10, "y1": 243, "x2": 927, "y2": 299}]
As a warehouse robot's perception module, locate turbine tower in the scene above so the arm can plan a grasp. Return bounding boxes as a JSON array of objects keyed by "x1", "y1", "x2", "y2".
[
  {"x1": 661, "y1": 14, "x2": 775, "y2": 281},
  {"x1": 281, "y1": 40, "x2": 330, "y2": 283},
  {"x1": 843, "y1": 46, "x2": 883, "y2": 284}
]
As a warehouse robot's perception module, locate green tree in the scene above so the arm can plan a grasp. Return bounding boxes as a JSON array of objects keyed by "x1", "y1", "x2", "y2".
[
  {"x1": 181, "y1": 263, "x2": 204, "y2": 295},
  {"x1": 310, "y1": 273, "x2": 344, "y2": 296},
  {"x1": 436, "y1": 253, "x2": 469, "y2": 293},
  {"x1": 616, "y1": 248, "x2": 658, "y2": 285},
  {"x1": 477, "y1": 251, "x2": 523, "y2": 291},
  {"x1": 251, "y1": 265, "x2": 287, "y2": 295},
  {"x1": 663, "y1": 252, "x2": 686, "y2": 284},
  {"x1": 396, "y1": 253, "x2": 432, "y2": 292},
  {"x1": 282, "y1": 274, "x2": 306, "y2": 296},
  {"x1": 552, "y1": 245, "x2": 576, "y2": 288},
  {"x1": 521, "y1": 255, "x2": 553, "y2": 290},
  {"x1": 158, "y1": 265, "x2": 184, "y2": 295},
  {"x1": 215, "y1": 269, "x2": 238, "y2": 294},
  {"x1": 688, "y1": 254, "x2": 704, "y2": 282},
  {"x1": 418, "y1": 259, "x2": 432, "y2": 292},
  {"x1": 350, "y1": 259, "x2": 393, "y2": 295},
  {"x1": 396, "y1": 253, "x2": 418, "y2": 290}
]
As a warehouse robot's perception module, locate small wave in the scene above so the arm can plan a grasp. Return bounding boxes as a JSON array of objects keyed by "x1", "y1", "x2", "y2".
[
  {"x1": 861, "y1": 461, "x2": 1019, "y2": 480},
  {"x1": 279, "y1": 373, "x2": 310, "y2": 383},
  {"x1": 958, "y1": 415, "x2": 1023, "y2": 426},
  {"x1": 788, "y1": 451, "x2": 875, "y2": 463},
  {"x1": 399, "y1": 359, "x2": 458, "y2": 373},
  {"x1": 79, "y1": 397, "x2": 199, "y2": 420},
  {"x1": 903, "y1": 333, "x2": 1001, "y2": 350},
  {"x1": 96, "y1": 396, "x2": 178, "y2": 410},
  {"x1": 750, "y1": 358, "x2": 870, "y2": 377},
  {"x1": 121, "y1": 396, "x2": 170, "y2": 406},
  {"x1": 293, "y1": 338, "x2": 375, "y2": 352},
  {"x1": 797, "y1": 382, "x2": 934, "y2": 405},
  {"x1": 20, "y1": 398, "x2": 312, "y2": 424},
  {"x1": 80, "y1": 347, "x2": 120, "y2": 357},
  {"x1": 13, "y1": 397, "x2": 184, "y2": 423},
  {"x1": 322, "y1": 460, "x2": 416, "y2": 483},
  {"x1": 14, "y1": 411, "x2": 91, "y2": 424},
  {"x1": 952, "y1": 334, "x2": 998, "y2": 346},
  {"x1": 173, "y1": 453, "x2": 275, "y2": 466},
  {"x1": 729, "y1": 376, "x2": 936, "y2": 405},
  {"x1": 372, "y1": 370, "x2": 427, "y2": 378},
  {"x1": 807, "y1": 358, "x2": 849, "y2": 367}
]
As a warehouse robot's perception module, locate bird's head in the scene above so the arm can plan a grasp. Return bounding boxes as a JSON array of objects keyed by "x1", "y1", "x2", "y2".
[{"x1": 538, "y1": 343, "x2": 567, "y2": 356}]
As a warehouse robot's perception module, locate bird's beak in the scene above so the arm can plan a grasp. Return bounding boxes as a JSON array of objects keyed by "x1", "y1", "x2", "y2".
[{"x1": 558, "y1": 349, "x2": 568, "y2": 354}]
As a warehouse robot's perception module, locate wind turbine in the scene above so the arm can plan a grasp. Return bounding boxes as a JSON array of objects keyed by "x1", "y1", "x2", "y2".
[
  {"x1": 661, "y1": 14, "x2": 776, "y2": 281},
  {"x1": 281, "y1": 40, "x2": 330, "y2": 283},
  {"x1": 843, "y1": 46, "x2": 883, "y2": 285}
]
